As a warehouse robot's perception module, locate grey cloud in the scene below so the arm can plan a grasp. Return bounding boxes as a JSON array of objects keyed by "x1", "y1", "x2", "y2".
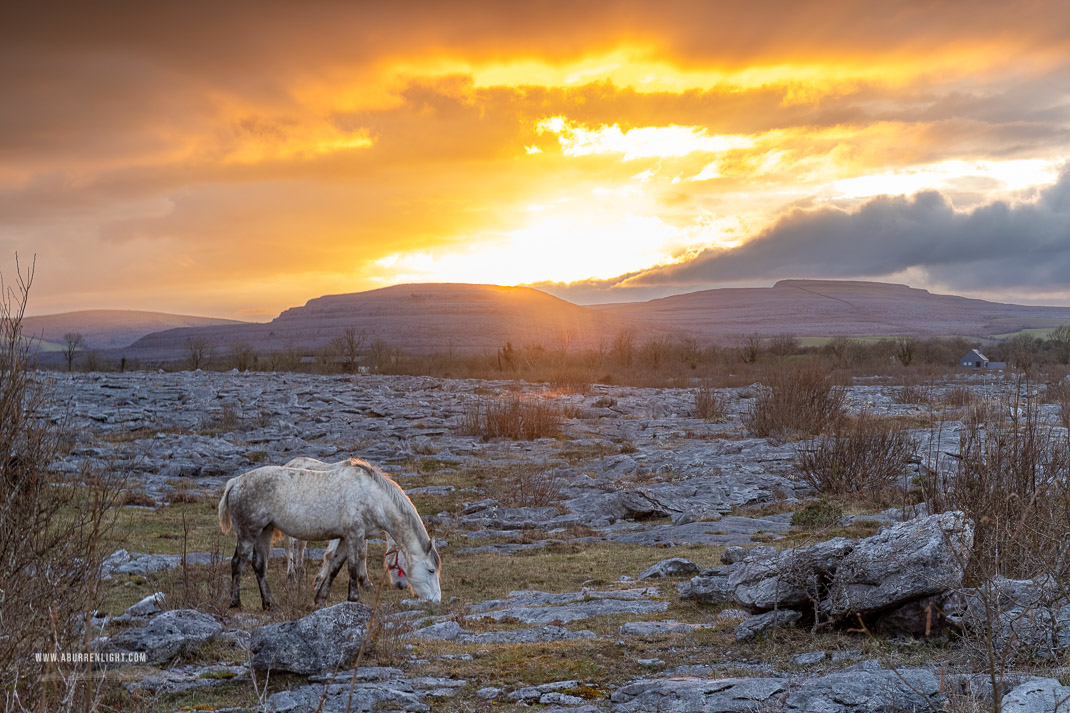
[{"x1": 626, "y1": 168, "x2": 1070, "y2": 292}]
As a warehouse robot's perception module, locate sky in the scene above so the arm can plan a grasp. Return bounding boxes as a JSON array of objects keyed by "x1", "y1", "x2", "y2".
[{"x1": 3, "y1": 1, "x2": 1070, "y2": 320}]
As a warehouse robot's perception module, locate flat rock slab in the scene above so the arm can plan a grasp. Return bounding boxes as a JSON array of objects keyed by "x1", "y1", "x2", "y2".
[
  {"x1": 609, "y1": 516, "x2": 791, "y2": 547},
  {"x1": 407, "y1": 621, "x2": 596, "y2": 644},
  {"x1": 123, "y1": 664, "x2": 245, "y2": 695},
  {"x1": 99, "y1": 609, "x2": 221, "y2": 666},
  {"x1": 470, "y1": 598, "x2": 668, "y2": 625},
  {"x1": 611, "y1": 677, "x2": 789, "y2": 713},
  {"x1": 250, "y1": 602, "x2": 371, "y2": 674},
  {"x1": 264, "y1": 681, "x2": 428, "y2": 713},
  {"x1": 470, "y1": 588, "x2": 660, "y2": 613},
  {"x1": 783, "y1": 668, "x2": 946, "y2": 712}
]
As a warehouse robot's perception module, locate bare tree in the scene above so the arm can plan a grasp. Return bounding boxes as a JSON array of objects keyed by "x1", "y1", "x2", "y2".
[
  {"x1": 736, "y1": 333, "x2": 763, "y2": 364},
  {"x1": 1048, "y1": 324, "x2": 1070, "y2": 365},
  {"x1": 186, "y1": 336, "x2": 213, "y2": 370},
  {"x1": 228, "y1": 341, "x2": 256, "y2": 372},
  {"x1": 894, "y1": 336, "x2": 917, "y2": 366},
  {"x1": 330, "y1": 326, "x2": 366, "y2": 373},
  {"x1": 62, "y1": 331, "x2": 84, "y2": 371}
]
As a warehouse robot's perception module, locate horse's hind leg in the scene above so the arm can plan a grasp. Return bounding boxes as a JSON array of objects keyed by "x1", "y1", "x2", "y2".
[
  {"x1": 314, "y1": 539, "x2": 347, "y2": 607},
  {"x1": 344, "y1": 530, "x2": 367, "y2": 603},
  {"x1": 252, "y1": 527, "x2": 276, "y2": 610},
  {"x1": 229, "y1": 539, "x2": 252, "y2": 609}
]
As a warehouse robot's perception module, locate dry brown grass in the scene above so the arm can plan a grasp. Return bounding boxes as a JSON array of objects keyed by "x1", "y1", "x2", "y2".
[
  {"x1": 743, "y1": 364, "x2": 846, "y2": 440},
  {"x1": 793, "y1": 410, "x2": 919, "y2": 502},
  {"x1": 459, "y1": 394, "x2": 563, "y2": 440},
  {"x1": 694, "y1": 381, "x2": 728, "y2": 422}
]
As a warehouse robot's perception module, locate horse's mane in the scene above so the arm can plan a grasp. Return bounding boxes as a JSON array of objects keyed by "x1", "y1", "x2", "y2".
[{"x1": 345, "y1": 458, "x2": 432, "y2": 551}]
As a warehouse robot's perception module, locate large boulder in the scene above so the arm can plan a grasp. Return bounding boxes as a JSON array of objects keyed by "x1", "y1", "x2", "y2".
[
  {"x1": 727, "y1": 537, "x2": 854, "y2": 611},
  {"x1": 101, "y1": 609, "x2": 221, "y2": 665},
  {"x1": 250, "y1": 602, "x2": 371, "y2": 674},
  {"x1": 821, "y1": 511, "x2": 974, "y2": 623}
]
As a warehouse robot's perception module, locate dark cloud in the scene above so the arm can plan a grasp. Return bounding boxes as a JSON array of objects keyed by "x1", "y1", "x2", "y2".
[{"x1": 620, "y1": 168, "x2": 1070, "y2": 292}]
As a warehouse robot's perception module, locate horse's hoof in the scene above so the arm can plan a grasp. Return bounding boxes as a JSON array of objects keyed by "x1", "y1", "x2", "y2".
[
  {"x1": 262, "y1": 602, "x2": 273, "y2": 611},
  {"x1": 229, "y1": 600, "x2": 242, "y2": 610}
]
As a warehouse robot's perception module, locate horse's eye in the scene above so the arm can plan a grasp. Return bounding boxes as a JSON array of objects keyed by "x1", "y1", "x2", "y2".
[{"x1": 427, "y1": 568, "x2": 436, "y2": 575}]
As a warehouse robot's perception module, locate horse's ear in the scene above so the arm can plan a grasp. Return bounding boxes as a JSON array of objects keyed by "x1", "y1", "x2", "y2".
[{"x1": 426, "y1": 537, "x2": 435, "y2": 554}]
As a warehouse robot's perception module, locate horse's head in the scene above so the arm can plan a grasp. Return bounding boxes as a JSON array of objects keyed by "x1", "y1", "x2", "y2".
[
  {"x1": 404, "y1": 537, "x2": 441, "y2": 603},
  {"x1": 383, "y1": 546, "x2": 409, "y2": 590}
]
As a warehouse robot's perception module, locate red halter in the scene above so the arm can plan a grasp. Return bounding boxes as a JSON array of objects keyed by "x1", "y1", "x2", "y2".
[{"x1": 385, "y1": 548, "x2": 405, "y2": 579}]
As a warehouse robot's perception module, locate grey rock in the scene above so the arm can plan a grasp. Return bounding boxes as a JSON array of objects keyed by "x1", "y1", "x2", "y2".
[
  {"x1": 638, "y1": 558, "x2": 700, "y2": 580},
  {"x1": 678, "y1": 568, "x2": 732, "y2": 604},
  {"x1": 949, "y1": 576, "x2": 1070, "y2": 660},
  {"x1": 476, "y1": 686, "x2": 502, "y2": 699},
  {"x1": 101, "y1": 609, "x2": 221, "y2": 666},
  {"x1": 122, "y1": 664, "x2": 245, "y2": 695},
  {"x1": 619, "y1": 620, "x2": 702, "y2": 636},
  {"x1": 734, "y1": 609, "x2": 802, "y2": 641},
  {"x1": 721, "y1": 545, "x2": 777, "y2": 565},
  {"x1": 1001, "y1": 678, "x2": 1070, "y2": 713},
  {"x1": 250, "y1": 602, "x2": 371, "y2": 674},
  {"x1": 263, "y1": 681, "x2": 427, "y2": 713},
  {"x1": 407, "y1": 620, "x2": 595, "y2": 644},
  {"x1": 793, "y1": 651, "x2": 827, "y2": 665},
  {"x1": 113, "y1": 592, "x2": 165, "y2": 622},
  {"x1": 611, "y1": 677, "x2": 788, "y2": 712},
  {"x1": 784, "y1": 668, "x2": 946, "y2": 712},
  {"x1": 471, "y1": 598, "x2": 668, "y2": 625},
  {"x1": 728, "y1": 537, "x2": 854, "y2": 611},
  {"x1": 509, "y1": 680, "x2": 582, "y2": 702},
  {"x1": 822, "y1": 511, "x2": 974, "y2": 622}
]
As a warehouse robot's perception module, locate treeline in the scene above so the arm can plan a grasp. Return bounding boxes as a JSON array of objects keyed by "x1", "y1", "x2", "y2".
[{"x1": 53, "y1": 327, "x2": 1070, "y2": 385}]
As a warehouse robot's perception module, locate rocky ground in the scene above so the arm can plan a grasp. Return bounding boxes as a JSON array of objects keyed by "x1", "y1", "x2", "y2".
[{"x1": 40, "y1": 370, "x2": 1070, "y2": 712}]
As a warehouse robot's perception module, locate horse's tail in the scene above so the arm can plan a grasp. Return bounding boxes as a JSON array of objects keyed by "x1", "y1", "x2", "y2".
[{"x1": 218, "y1": 478, "x2": 235, "y2": 534}]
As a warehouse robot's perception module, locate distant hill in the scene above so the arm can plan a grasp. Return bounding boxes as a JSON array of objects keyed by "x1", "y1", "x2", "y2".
[
  {"x1": 23, "y1": 310, "x2": 246, "y2": 351},
  {"x1": 590, "y1": 279, "x2": 1070, "y2": 339},
  {"x1": 70, "y1": 280, "x2": 1070, "y2": 365},
  {"x1": 125, "y1": 283, "x2": 640, "y2": 360}
]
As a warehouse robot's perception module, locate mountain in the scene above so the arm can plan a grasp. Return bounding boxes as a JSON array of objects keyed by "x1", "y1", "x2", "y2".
[
  {"x1": 125, "y1": 283, "x2": 640, "y2": 359},
  {"x1": 23, "y1": 310, "x2": 246, "y2": 352},
  {"x1": 590, "y1": 279, "x2": 1070, "y2": 339}
]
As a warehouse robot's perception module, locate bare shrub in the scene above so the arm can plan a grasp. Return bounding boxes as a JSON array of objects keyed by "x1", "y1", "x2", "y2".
[
  {"x1": 743, "y1": 365, "x2": 846, "y2": 439},
  {"x1": 925, "y1": 385, "x2": 1070, "y2": 583},
  {"x1": 500, "y1": 467, "x2": 566, "y2": 508},
  {"x1": 693, "y1": 381, "x2": 728, "y2": 422},
  {"x1": 550, "y1": 368, "x2": 591, "y2": 394},
  {"x1": 0, "y1": 258, "x2": 119, "y2": 711},
  {"x1": 943, "y1": 385, "x2": 975, "y2": 407},
  {"x1": 893, "y1": 384, "x2": 936, "y2": 405},
  {"x1": 794, "y1": 410, "x2": 918, "y2": 500},
  {"x1": 460, "y1": 395, "x2": 563, "y2": 440}
]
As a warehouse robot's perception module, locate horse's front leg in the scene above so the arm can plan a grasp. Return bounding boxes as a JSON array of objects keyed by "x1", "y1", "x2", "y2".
[
  {"x1": 314, "y1": 538, "x2": 346, "y2": 607},
  {"x1": 252, "y1": 527, "x2": 276, "y2": 610},
  {"x1": 344, "y1": 528, "x2": 367, "y2": 602}
]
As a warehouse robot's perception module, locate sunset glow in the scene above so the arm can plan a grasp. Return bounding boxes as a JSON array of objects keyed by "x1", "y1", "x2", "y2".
[{"x1": 5, "y1": 2, "x2": 1070, "y2": 317}]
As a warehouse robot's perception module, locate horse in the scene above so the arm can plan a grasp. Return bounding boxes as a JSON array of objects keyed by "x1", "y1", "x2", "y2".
[
  {"x1": 279, "y1": 457, "x2": 410, "y2": 591},
  {"x1": 218, "y1": 457, "x2": 440, "y2": 609}
]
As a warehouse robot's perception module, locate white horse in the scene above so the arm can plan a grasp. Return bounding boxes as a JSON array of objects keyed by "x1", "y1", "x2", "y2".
[
  {"x1": 280, "y1": 457, "x2": 409, "y2": 591},
  {"x1": 218, "y1": 458, "x2": 440, "y2": 609}
]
